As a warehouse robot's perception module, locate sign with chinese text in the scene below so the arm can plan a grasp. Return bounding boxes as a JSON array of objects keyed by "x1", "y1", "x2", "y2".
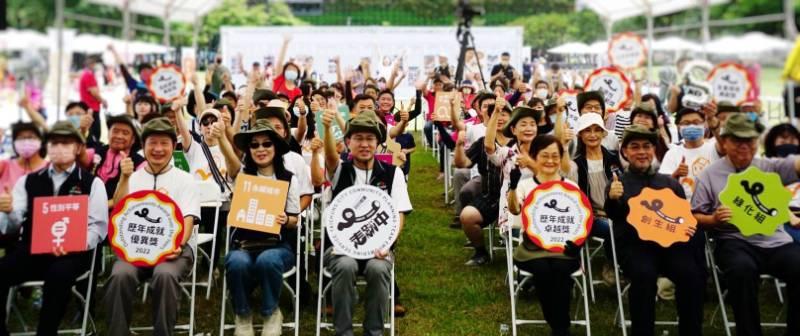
[
  {"x1": 720, "y1": 166, "x2": 791, "y2": 236},
  {"x1": 627, "y1": 188, "x2": 697, "y2": 247},
  {"x1": 173, "y1": 151, "x2": 190, "y2": 173},
  {"x1": 707, "y1": 62, "x2": 752, "y2": 106},
  {"x1": 584, "y1": 67, "x2": 632, "y2": 113},
  {"x1": 228, "y1": 174, "x2": 289, "y2": 235},
  {"x1": 433, "y1": 91, "x2": 455, "y2": 122},
  {"x1": 557, "y1": 89, "x2": 580, "y2": 129},
  {"x1": 31, "y1": 195, "x2": 89, "y2": 254},
  {"x1": 110, "y1": 191, "x2": 185, "y2": 267},
  {"x1": 147, "y1": 65, "x2": 186, "y2": 103},
  {"x1": 608, "y1": 32, "x2": 647, "y2": 71},
  {"x1": 520, "y1": 181, "x2": 593, "y2": 252},
  {"x1": 324, "y1": 185, "x2": 400, "y2": 259}
]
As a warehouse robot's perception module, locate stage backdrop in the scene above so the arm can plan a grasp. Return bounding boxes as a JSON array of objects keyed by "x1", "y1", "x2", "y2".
[{"x1": 220, "y1": 26, "x2": 524, "y2": 99}]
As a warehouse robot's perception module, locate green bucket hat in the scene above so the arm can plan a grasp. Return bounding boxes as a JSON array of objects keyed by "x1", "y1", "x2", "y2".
[
  {"x1": 253, "y1": 89, "x2": 277, "y2": 105},
  {"x1": 345, "y1": 110, "x2": 385, "y2": 143},
  {"x1": 253, "y1": 107, "x2": 290, "y2": 139},
  {"x1": 47, "y1": 121, "x2": 85, "y2": 144},
  {"x1": 720, "y1": 112, "x2": 765, "y2": 139},
  {"x1": 233, "y1": 119, "x2": 290, "y2": 155},
  {"x1": 716, "y1": 101, "x2": 741, "y2": 115},
  {"x1": 141, "y1": 117, "x2": 177, "y2": 143},
  {"x1": 106, "y1": 114, "x2": 141, "y2": 147},
  {"x1": 621, "y1": 124, "x2": 658, "y2": 148},
  {"x1": 503, "y1": 106, "x2": 542, "y2": 138},
  {"x1": 213, "y1": 98, "x2": 235, "y2": 113}
]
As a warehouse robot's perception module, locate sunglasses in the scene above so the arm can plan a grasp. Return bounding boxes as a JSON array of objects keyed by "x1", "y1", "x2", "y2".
[
  {"x1": 249, "y1": 141, "x2": 274, "y2": 149},
  {"x1": 201, "y1": 117, "x2": 218, "y2": 126}
]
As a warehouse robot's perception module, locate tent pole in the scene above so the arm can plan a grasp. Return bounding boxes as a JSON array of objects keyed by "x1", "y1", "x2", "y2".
[
  {"x1": 785, "y1": 0, "x2": 798, "y2": 40},
  {"x1": 55, "y1": 0, "x2": 64, "y2": 121},
  {"x1": 646, "y1": 13, "x2": 654, "y2": 79},
  {"x1": 192, "y1": 16, "x2": 199, "y2": 51},
  {"x1": 701, "y1": 0, "x2": 710, "y2": 57},
  {"x1": 122, "y1": 0, "x2": 130, "y2": 60}
]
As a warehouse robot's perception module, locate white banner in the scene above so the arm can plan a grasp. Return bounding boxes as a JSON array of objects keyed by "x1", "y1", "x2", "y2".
[{"x1": 220, "y1": 26, "x2": 524, "y2": 99}]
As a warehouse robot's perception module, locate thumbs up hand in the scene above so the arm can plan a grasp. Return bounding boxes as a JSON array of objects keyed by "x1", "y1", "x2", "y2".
[
  {"x1": 120, "y1": 152, "x2": 134, "y2": 178},
  {"x1": 0, "y1": 187, "x2": 12, "y2": 213},
  {"x1": 673, "y1": 156, "x2": 689, "y2": 179},
  {"x1": 608, "y1": 172, "x2": 624, "y2": 200}
]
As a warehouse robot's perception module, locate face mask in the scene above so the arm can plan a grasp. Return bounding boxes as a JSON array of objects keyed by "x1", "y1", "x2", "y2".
[
  {"x1": 284, "y1": 70, "x2": 298, "y2": 81},
  {"x1": 775, "y1": 144, "x2": 800, "y2": 158},
  {"x1": 48, "y1": 143, "x2": 77, "y2": 165},
  {"x1": 549, "y1": 113, "x2": 558, "y2": 125},
  {"x1": 680, "y1": 124, "x2": 705, "y2": 142},
  {"x1": 14, "y1": 139, "x2": 41, "y2": 159},
  {"x1": 68, "y1": 115, "x2": 82, "y2": 129},
  {"x1": 535, "y1": 89, "x2": 548, "y2": 99}
]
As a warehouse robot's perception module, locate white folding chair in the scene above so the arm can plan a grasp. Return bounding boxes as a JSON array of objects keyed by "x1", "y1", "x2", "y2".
[
  {"x1": 484, "y1": 221, "x2": 506, "y2": 261},
  {"x1": 305, "y1": 192, "x2": 324, "y2": 280},
  {"x1": 314, "y1": 227, "x2": 395, "y2": 336},
  {"x1": 504, "y1": 229, "x2": 591, "y2": 336},
  {"x1": 584, "y1": 236, "x2": 606, "y2": 302},
  {"x1": 132, "y1": 225, "x2": 199, "y2": 335},
  {"x1": 5, "y1": 249, "x2": 98, "y2": 336},
  {"x1": 706, "y1": 237, "x2": 788, "y2": 336},
  {"x1": 218, "y1": 224, "x2": 302, "y2": 336},
  {"x1": 607, "y1": 220, "x2": 678, "y2": 336},
  {"x1": 443, "y1": 148, "x2": 452, "y2": 204},
  {"x1": 194, "y1": 180, "x2": 224, "y2": 299}
]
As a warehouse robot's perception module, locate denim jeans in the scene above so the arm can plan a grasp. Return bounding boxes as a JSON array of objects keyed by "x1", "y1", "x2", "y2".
[
  {"x1": 591, "y1": 217, "x2": 613, "y2": 262},
  {"x1": 225, "y1": 245, "x2": 295, "y2": 316},
  {"x1": 785, "y1": 223, "x2": 800, "y2": 243}
]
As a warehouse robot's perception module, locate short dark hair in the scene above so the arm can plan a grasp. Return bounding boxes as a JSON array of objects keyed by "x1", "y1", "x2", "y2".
[
  {"x1": 530, "y1": 134, "x2": 564, "y2": 158},
  {"x1": 764, "y1": 123, "x2": 800, "y2": 158},
  {"x1": 65, "y1": 101, "x2": 89, "y2": 113},
  {"x1": 501, "y1": 52, "x2": 510, "y2": 57},
  {"x1": 353, "y1": 94, "x2": 375, "y2": 106}
]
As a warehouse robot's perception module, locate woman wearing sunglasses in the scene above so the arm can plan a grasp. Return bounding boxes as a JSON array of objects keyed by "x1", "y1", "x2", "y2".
[{"x1": 219, "y1": 119, "x2": 301, "y2": 336}]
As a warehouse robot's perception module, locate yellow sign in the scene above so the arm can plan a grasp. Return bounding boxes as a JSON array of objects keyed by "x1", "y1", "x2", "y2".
[{"x1": 227, "y1": 175, "x2": 289, "y2": 235}]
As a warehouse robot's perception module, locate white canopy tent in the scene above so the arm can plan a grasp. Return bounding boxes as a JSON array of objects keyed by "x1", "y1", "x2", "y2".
[
  {"x1": 0, "y1": 29, "x2": 50, "y2": 51},
  {"x1": 548, "y1": 42, "x2": 594, "y2": 54},
  {"x1": 52, "y1": 0, "x2": 222, "y2": 117},
  {"x1": 652, "y1": 36, "x2": 703, "y2": 52},
  {"x1": 705, "y1": 32, "x2": 793, "y2": 55},
  {"x1": 579, "y1": 0, "x2": 730, "y2": 73}
]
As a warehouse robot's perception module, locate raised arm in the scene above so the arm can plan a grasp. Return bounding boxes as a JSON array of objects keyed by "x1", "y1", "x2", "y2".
[
  {"x1": 309, "y1": 137, "x2": 325, "y2": 187},
  {"x1": 217, "y1": 120, "x2": 241, "y2": 180},
  {"x1": 322, "y1": 105, "x2": 340, "y2": 179},
  {"x1": 294, "y1": 98, "x2": 308, "y2": 142},
  {"x1": 18, "y1": 94, "x2": 48, "y2": 131},
  {"x1": 276, "y1": 35, "x2": 291, "y2": 76},
  {"x1": 484, "y1": 97, "x2": 506, "y2": 155}
]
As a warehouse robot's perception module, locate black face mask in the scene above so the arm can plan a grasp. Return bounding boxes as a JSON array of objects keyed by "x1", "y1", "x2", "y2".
[
  {"x1": 774, "y1": 143, "x2": 800, "y2": 158},
  {"x1": 538, "y1": 123, "x2": 554, "y2": 135}
]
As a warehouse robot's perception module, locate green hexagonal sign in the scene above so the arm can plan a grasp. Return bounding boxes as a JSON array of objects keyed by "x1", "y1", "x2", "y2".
[{"x1": 719, "y1": 166, "x2": 792, "y2": 236}]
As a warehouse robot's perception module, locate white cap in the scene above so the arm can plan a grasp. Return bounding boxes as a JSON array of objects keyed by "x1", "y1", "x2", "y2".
[
  {"x1": 576, "y1": 113, "x2": 607, "y2": 133},
  {"x1": 199, "y1": 108, "x2": 221, "y2": 120}
]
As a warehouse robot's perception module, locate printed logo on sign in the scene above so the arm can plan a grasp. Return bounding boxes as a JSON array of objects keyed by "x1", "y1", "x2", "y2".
[
  {"x1": 719, "y1": 166, "x2": 791, "y2": 236},
  {"x1": 608, "y1": 32, "x2": 647, "y2": 70},
  {"x1": 520, "y1": 181, "x2": 593, "y2": 252},
  {"x1": 584, "y1": 67, "x2": 632, "y2": 113},
  {"x1": 708, "y1": 62, "x2": 751, "y2": 105},
  {"x1": 627, "y1": 188, "x2": 697, "y2": 247},
  {"x1": 324, "y1": 185, "x2": 400, "y2": 259},
  {"x1": 110, "y1": 191, "x2": 185, "y2": 267},
  {"x1": 147, "y1": 65, "x2": 187, "y2": 103}
]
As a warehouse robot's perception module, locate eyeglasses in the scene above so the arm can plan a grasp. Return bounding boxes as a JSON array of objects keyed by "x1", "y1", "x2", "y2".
[
  {"x1": 201, "y1": 117, "x2": 218, "y2": 126},
  {"x1": 249, "y1": 141, "x2": 274, "y2": 149}
]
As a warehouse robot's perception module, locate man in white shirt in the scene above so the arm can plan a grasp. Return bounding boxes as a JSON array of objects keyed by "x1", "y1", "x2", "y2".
[
  {"x1": 322, "y1": 109, "x2": 412, "y2": 336},
  {"x1": 105, "y1": 117, "x2": 201, "y2": 336},
  {"x1": 659, "y1": 108, "x2": 723, "y2": 199}
]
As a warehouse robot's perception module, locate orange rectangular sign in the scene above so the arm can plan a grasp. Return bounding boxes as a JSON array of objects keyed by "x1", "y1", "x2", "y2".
[{"x1": 227, "y1": 175, "x2": 289, "y2": 235}]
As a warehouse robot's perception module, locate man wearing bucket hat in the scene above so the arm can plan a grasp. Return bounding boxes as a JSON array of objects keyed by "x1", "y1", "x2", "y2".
[
  {"x1": 605, "y1": 124, "x2": 706, "y2": 336},
  {"x1": 93, "y1": 114, "x2": 144, "y2": 203},
  {"x1": 693, "y1": 113, "x2": 800, "y2": 336},
  {"x1": 0, "y1": 121, "x2": 108, "y2": 335},
  {"x1": 322, "y1": 107, "x2": 412, "y2": 336},
  {"x1": 106, "y1": 117, "x2": 200, "y2": 336}
]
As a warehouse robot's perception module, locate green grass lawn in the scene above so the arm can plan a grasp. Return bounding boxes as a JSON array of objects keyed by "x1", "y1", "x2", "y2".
[{"x1": 5, "y1": 132, "x2": 790, "y2": 335}]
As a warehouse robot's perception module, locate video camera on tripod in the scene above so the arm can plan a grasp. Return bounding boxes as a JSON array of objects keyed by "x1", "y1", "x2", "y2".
[{"x1": 454, "y1": 0, "x2": 485, "y2": 86}]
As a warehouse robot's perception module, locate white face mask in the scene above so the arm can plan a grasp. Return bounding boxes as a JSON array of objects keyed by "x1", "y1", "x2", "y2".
[{"x1": 535, "y1": 89, "x2": 548, "y2": 99}]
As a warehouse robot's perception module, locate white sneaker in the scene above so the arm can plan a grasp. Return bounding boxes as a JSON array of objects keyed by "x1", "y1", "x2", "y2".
[
  {"x1": 234, "y1": 314, "x2": 255, "y2": 336},
  {"x1": 262, "y1": 308, "x2": 283, "y2": 336}
]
